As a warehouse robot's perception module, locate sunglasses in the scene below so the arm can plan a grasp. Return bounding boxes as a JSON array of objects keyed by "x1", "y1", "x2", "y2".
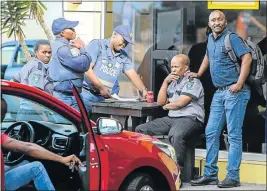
[{"x1": 121, "y1": 41, "x2": 128, "y2": 48}]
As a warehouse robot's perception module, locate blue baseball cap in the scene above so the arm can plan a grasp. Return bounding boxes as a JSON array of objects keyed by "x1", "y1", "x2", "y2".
[
  {"x1": 52, "y1": 18, "x2": 79, "y2": 35},
  {"x1": 114, "y1": 25, "x2": 134, "y2": 44}
]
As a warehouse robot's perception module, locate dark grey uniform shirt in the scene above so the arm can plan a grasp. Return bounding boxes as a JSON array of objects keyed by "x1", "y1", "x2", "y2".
[
  {"x1": 13, "y1": 57, "x2": 53, "y2": 94},
  {"x1": 167, "y1": 72, "x2": 205, "y2": 123}
]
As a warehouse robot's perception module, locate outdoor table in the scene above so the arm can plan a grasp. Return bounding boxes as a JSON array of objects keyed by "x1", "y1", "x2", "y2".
[{"x1": 89, "y1": 100, "x2": 162, "y2": 132}]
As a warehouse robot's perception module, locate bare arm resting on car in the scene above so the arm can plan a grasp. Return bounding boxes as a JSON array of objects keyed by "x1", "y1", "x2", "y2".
[{"x1": 2, "y1": 136, "x2": 83, "y2": 167}]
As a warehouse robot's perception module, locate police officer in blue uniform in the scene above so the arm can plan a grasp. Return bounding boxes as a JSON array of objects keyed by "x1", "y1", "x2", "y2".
[
  {"x1": 12, "y1": 40, "x2": 54, "y2": 120},
  {"x1": 49, "y1": 18, "x2": 91, "y2": 109},
  {"x1": 82, "y1": 25, "x2": 148, "y2": 111},
  {"x1": 12, "y1": 40, "x2": 53, "y2": 93}
]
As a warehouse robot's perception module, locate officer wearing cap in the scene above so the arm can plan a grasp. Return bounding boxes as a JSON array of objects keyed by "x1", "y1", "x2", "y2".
[
  {"x1": 49, "y1": 18, "x2": 91, "y2": 109},
  {"x1": 82, "y1": 25, "x2": 148, "y2": 111}
]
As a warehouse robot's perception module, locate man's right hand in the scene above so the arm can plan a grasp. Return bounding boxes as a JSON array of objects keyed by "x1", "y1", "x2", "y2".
[
  {"x1": 99, "y1": 87, "x2": 111, "y2": 98},
  {"x1": 187, "y1": 72, "x2": 199, "y2": 78},
  {"x1": 164, "y1": 73, "x2": 179, "y2": 84}
]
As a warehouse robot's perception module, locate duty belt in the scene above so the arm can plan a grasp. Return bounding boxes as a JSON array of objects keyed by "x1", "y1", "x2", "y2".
[{"x1": 82, "y1": 86, "x2": 101, "y2": 96}]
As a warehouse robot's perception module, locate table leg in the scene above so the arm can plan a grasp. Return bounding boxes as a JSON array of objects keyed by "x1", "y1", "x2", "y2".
[
  {"x1": 131, "y1": 116, "x2": 147, "y2": 132},
  {"x1": 111, "y1": 115, "x2": 129, "y2": 130}
]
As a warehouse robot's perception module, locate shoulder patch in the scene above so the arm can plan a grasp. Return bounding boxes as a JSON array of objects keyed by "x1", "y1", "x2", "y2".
[
  {"x1": 31, "y1": 73, "x2": 41, "y2": 84},
  {"x1": 186, "y1": 78, "x2": 194, "y2": 89}
]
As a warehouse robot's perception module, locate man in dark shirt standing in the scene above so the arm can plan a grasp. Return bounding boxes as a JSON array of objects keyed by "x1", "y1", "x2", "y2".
[{"x1": 190, "y1": 10, "x2": 252, "y2": 188}]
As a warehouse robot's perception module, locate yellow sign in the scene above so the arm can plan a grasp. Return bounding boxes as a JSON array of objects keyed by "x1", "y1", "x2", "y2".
[{"x1": 208, "y1": 0, "x2": 259, "y2": 10}]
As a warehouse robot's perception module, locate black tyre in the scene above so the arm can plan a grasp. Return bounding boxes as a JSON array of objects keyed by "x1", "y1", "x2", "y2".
[{"x1": 121, "y1": 173, "x2": 156, "y2": 191}]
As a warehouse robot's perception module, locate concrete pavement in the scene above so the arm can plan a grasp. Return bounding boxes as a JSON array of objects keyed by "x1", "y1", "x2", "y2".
[{"x1": 181, "y1": 183, "x2": 267, "y2": 190}]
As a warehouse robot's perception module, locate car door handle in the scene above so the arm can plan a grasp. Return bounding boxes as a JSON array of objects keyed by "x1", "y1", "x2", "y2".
[{"x1": 90, "y1": 162, "x2": 98, "y2": 166}]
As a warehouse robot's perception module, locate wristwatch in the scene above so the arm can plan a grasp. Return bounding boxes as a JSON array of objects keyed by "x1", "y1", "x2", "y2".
[{"x1": 141, "y1": 88, "x2": 148, "y2": 93}]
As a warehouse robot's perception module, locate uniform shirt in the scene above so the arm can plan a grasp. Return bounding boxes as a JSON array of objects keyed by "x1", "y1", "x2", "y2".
[
  {"x1": 167, "y1": 72, "x2": 205, "y2": 123},
  {"x1": 51, "y1": 37, "x2": 91, "y2": 92},
  {"x1": 84, "y1": 39, "x2": 134, "y2": 94},
  {"x1": 1, "y1": 133, "x2": 8, "y2": 190},
  {"x1": 13, "y1": 57, "x2": 52, "y2": 94},
  {"x1": 207, "y1": 28, "x2": 251, "y2": 87},
  {"x1": 12, "y1": 58, "x2": 53, "y2": 110}
]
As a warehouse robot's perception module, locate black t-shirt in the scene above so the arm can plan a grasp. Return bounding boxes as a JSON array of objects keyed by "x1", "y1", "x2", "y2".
[{"x1": 257, "y1": 37, "x2": 267, "y2": 55}]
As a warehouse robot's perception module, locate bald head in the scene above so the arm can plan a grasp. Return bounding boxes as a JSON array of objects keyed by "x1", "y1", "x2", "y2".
[
  {"x1": 209, "y1": 10, "x2": 225, "y2": 21},
  {"x1": 208, "y1": 10, "x2": 227, "y2": 35},
  {"x1": 170, "y1": 54, "x2": 190, "y2": 77}
]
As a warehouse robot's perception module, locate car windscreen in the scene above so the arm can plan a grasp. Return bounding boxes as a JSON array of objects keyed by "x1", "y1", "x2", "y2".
[{"x1": 1, "y1": 46, "x2": 16, "y2": 65}]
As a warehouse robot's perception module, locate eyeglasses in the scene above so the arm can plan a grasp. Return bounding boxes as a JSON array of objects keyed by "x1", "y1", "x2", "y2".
[{"x1": 120, "y1": 41, "x2": 128, "y2": 48}]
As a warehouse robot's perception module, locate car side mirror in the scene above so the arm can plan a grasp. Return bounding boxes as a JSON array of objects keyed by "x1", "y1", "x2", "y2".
[{"x1": 96, "y1": 117, "x2": 123, "y2": 135}]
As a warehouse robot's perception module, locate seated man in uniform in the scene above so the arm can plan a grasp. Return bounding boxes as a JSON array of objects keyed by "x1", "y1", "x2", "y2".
[{"x1": 135, "y1": 54, "x2": 204, "y2": 177}]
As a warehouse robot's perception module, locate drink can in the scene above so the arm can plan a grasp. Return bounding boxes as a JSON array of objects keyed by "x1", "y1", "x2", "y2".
[{"x1": 147, "y1": 91, "x2": 154, "y2": 103}]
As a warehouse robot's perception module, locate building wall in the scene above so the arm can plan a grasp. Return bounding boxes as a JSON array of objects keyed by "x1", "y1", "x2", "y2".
[{"x1": 2, "y1": 1, "x2": 103, "y2": 44}]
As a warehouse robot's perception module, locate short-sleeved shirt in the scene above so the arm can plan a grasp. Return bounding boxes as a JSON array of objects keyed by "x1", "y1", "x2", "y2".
[
  {"x1": 84, "y1": 39, "x2": 134, "y2": 93},
  {"x1": 13, "y1": 57, "x2": 52, "y2": 94},
  {"x1": 1, "y1": 133, "x2": 9, "y2": 189},
  {"x1": 13, "y1": 58, "x2": 53, "y2": 111},
  {"x1": 167, "y1": 72, "x2": 205, "y2": 123},
  {"x1": 206, "y1": 28, "x2": 251, "y2": 87}
]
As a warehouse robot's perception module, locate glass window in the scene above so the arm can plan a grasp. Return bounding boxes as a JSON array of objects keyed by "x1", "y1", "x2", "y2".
[
  {"x1": 110, "y1": 1, "x2": 266, "y2": 153},
  {"x1": 1, "y1": 46, "x2": 16, "y2": 65},
  {"x1": 2, "y1": 94, "x2": 71, "y2": 125},
  {"x1": 15, "y1": 47, "x2": 34, "y2": 66}
]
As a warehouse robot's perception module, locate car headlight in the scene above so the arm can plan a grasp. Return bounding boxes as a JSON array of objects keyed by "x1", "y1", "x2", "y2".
[{"x1": 152, "y1": 140, "x2": 177, "y2": 163}]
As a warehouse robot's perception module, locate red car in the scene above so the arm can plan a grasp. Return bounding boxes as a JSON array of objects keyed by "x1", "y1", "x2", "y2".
[{"x1": 1, "y1": 80, "x2": 181, "y2": 190}]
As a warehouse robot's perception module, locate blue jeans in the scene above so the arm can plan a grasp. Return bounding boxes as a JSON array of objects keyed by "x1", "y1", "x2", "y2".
[
  {"x1": 53, "y1": 91, "x2": 79, "y2": 110},
  {"x1": 5, "y1": 161, "x2": 55, "y2": 190},
  {"x1": 81, "y1": 88, "x2": 104, "y2": 112},
  {"x1": 203, "y1": 88, "x2": 250, "y2": 181}
]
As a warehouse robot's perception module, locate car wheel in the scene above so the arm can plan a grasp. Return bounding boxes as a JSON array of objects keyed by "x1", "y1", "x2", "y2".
[{"x1": 121, "y1": 173, "x2": 156, "y2": 191}]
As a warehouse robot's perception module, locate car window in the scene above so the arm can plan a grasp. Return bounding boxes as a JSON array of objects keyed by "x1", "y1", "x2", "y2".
[
  {"x1": 1, "y1": 46, "x2": 16, "y2": 64},
  {"x1": 14, "y1": 46, "x2": 34, "y2": 66},
  {"x1": 2, "y1": 94, "x2": 71, "y2": 125}
]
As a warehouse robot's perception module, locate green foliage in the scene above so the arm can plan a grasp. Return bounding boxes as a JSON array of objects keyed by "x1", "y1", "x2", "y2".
[
  {"x1": 1, "y1": 0, "x2": 48, "y2": 38},
  {"x1": 1, "y1": 1, "x2": 30, "y2": 38}
]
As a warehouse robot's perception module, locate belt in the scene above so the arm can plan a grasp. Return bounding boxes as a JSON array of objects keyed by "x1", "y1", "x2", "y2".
[
  {"x1": 217, "y1": 85, "x2": 232, "y2": 91},
  {"x1": 54, "y1": 90, "x2": 74, "y2": 96},
  {"x1": 82, "y1": 86, "x2": 101, "y2": 96}
]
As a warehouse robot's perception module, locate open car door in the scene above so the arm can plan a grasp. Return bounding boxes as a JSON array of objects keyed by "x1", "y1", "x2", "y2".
[{"x1": 71, "y1": 83, "x2": 101, "y2": 191}]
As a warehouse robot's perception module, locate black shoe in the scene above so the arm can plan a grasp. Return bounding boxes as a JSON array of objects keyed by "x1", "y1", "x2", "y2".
[
  {"x1": 190, "y1": 176, "x2": 219, "y2": 186},
  {"x1": 217, "y1": 178, "x2": 240, "y2": 188}
]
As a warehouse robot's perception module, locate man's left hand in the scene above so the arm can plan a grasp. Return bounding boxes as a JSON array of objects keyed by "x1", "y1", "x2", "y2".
[
  {"x1": 61, "y1": 154, "x2": 83, "y2": 169},
  {"x1": 230, "y1": 83, "x2": 243, "y2": 93},
  {"x1": 163, "y1": 104, "x2": 169, "y2": 110}
]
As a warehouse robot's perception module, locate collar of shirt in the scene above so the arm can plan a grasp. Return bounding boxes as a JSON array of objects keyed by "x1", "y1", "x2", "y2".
[
  {"x1": 104, "y1": 38, "x2": 123, "y2": 58},
  {"x1": 211, "y1": 27, "x2": 229, "y2": 41},
  {"x1": 55, "y1": 36, "x2": 70, "y2": 45},
  {"x1": 32, "y1": 57, "x2": 49, "y2": 70}
]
